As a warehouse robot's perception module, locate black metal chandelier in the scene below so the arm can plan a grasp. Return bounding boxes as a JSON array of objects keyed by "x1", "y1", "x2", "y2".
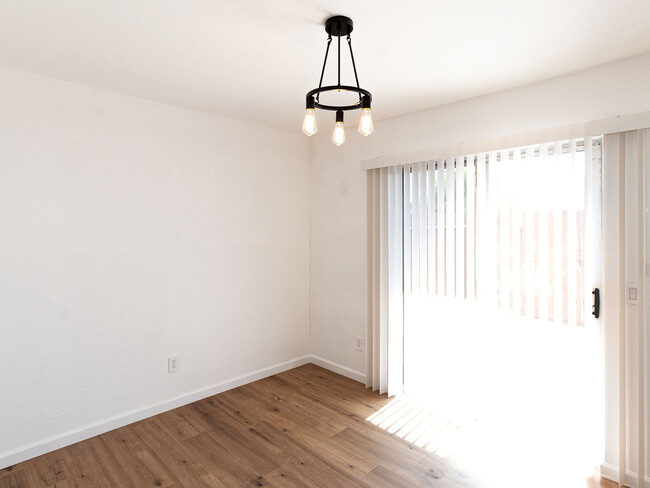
[{"x1": 302, "y1": 16, "x2": 373, "y2": 146}]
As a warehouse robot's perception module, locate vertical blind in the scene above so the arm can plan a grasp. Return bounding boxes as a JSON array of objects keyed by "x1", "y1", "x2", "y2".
[
  {"x1": 366, "y1": 166, "x2": 404, "y2": 396},
  {"x1": 602, "y1": 130, "x2": 648, "y2": 488},
  {"x1": 402, "y1": 137, "x2": 601, "y2": 327}
]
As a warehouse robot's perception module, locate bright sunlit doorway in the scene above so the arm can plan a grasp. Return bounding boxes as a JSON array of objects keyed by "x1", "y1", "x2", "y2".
[{"x1": 393, "y1": 138, "x2": 604, "y2": 487}]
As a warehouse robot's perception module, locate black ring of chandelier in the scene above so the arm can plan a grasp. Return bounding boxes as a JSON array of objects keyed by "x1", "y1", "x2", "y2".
[{"x1": 306, "y1": 86, "x2": 372, "y2": 112}]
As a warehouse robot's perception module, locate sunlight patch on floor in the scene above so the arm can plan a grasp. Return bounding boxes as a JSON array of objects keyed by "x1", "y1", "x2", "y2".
[
  {"x1": 367, "y1": 394, "x2": 605, "y2": 487},
  {"x1": 366, "y1": 398, "x2": 465, "y2": 458}
]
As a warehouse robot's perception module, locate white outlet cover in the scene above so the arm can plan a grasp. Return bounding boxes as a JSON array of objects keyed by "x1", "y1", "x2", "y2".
[{"x1": 168, "y1": 356, "x2": 179, "y2": 373}]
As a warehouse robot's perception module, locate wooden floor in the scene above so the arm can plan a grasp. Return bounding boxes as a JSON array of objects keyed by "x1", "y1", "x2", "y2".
[{"x1": 1, "y1": 364, "x2": 616, "y2": 488}]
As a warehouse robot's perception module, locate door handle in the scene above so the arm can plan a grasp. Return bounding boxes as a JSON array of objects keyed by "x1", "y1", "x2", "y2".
[{"x1": 592, "y1": 288, "x2": 600, "y2": 319}]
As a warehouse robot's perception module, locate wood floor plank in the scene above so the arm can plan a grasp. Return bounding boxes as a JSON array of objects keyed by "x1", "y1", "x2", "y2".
[
  {"x1": 21, "y1": 450, "x2": 71, "y2": 488},
  {"x1": 181, "y1": 431, "x2": 270, "y2": 487},
  {"x1": 210, "y1": 389, "x2": 302, "y2": 434},
  {"x1": 217, "y1": 383, "x2": 378, "y2": 480},
  {"x1": 44, "y1": 441, "x2": 106, "y2": 488},
  {"x1": 263, "y1": 464, "x2": 314, "y2": 488},
  {"x1": 280, "y1": 371, "x2": 387, "y2": 420},
  {"x1": 130, "y1": 418, "x2": 227, "y2": 488},
  {"x1": 282, "y1": 364, "x2": 383, "y2": 407},
  {"x1": 0, "y1": 466, "x2": 23, "y2": 480},
  {"x1": 284, "y1": 425, "x2": 377, "y2": 475},
  {"x1": 143, "y1": 409, "x2": 202, "y2": 443},
  {"x1": 362, "y1": 463, "x2": 422, "y2": 488},
  {"x1": 0, "y1": 469, "x2": 30, "y2": 488},
  {"x1": 188, "y1": 399, "x2": 288, "y2": 474},
  {"x1": 251, "y1": 421, "x2": 373, "y2": 488},
  {"x1": 239, "y1": 381, "x2": 313, "y2": 426},
  {"x1": 59, "y1": 437, "x2": 121, "y2": 488},
  {"x1": 254, "y1": 375, "x2": 350, "y2": 437},
  {"x1": 332, "y1": 425, "x2": 472, "y2": 487},
  {"x1": 105, "y1": 426, "x2": 176, "y2": 487}
]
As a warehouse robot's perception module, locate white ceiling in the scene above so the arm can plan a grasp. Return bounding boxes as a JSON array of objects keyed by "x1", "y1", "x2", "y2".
[{"x1": 1, "y1": 0, "x2": 649, "y2": 133}]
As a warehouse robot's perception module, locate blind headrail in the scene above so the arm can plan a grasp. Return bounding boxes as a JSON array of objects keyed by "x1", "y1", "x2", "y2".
[
  {"x1": 361, "y1": 110, "x2": 650, "y2": 170},
  {"x1": 402, "y1": 137, "x2": 602, "y2": 170}
]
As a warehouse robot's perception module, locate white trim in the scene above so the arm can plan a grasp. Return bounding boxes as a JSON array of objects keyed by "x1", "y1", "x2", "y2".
[
  {"x1": 308, "y1": 355, "x2": 366, "y2": 384},
  {"x1": 362, "y1": 111, "x2": 650, "y2": 170},
  {"x1": 601, "y1": 461, "x2": 650, "y2": 487},
  {"x1": 0, "y1": 355, "x2": 311, "y2": 470}
]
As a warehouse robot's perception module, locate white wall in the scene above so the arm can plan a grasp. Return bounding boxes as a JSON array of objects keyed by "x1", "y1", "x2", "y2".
[
  {"x1": 309, "y1": 52, "x2": 650, "y2": 383},
  {"x1": 0, "y1": 67, "x2": 310, "y2": 466}
]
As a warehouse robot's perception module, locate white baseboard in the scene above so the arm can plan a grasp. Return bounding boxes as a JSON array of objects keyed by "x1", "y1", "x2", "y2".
[
  {"x1": 0, "y1": 355, "x2": 311, "y2": 470},
  {"x1": 601, "y1": 461, "x2": 650, "y2": 487},
  {"x1": 308, "y1": 355, "x2": 366, "y2": 384}
]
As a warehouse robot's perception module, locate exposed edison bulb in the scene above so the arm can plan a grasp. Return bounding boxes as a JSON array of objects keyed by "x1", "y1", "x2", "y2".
[
  {"x1": 358, "y1": 108, "x2": 374, "y2": 136},
  {"x1": 302, "y1": 108, "x2": 317, "y2": 136},
  {"x1": 332, "y1": 121, "x2": 345, "y2": 146}
]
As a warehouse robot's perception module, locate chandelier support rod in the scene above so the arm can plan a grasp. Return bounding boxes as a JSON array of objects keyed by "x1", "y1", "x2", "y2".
[
  {"x1": 347, "y1": 35, "x2": 361, "y2": 102},
  {"x1": 337, "y1": 34, "x2": 341, "y2": 87},
  {"x1": 316, "y1": 35, "x2": 332, "y2": 104}
]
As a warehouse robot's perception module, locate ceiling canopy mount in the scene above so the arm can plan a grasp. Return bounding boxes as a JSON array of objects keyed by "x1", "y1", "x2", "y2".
[{"x1": 324, "y1": 15, "x2": 353, "y2": 37}]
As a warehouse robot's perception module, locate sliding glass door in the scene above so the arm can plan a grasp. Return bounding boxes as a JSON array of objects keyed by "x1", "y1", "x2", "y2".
[{"x1": 400, "y1": 138, "x2": 603, "y2": 485}]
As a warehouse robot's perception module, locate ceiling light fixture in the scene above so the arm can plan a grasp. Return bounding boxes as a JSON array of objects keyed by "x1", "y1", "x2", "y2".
[{"x1": 302, "y1": 16, "x2": 373, "y2": 146}]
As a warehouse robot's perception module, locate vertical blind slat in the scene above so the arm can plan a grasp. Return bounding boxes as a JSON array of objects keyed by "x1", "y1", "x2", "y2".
[
  {"x1": 379, "y1": 168, "x2": 389, "y2": 390},
  {"x1": 437, "y1": 163, "x2": 445, "y2": 296},
  {"x1": 467, "y1": 156, "x2": 476, "y2": 301},
  {"x1": 512, "y1": 148, "x2": 522, "y2": 316},
  {"x1": 487, "y1": 151, "x2": 499, "y2": 307},
  {"x1": 475, "y1": 153, "x2": 487, "y2": 302},
  {"x1": 456, "y1": 157, "x2": 465, "y2": 299},
  {"x1": 567, "y1": 139, "x2": 578, "y2": 326},
  {"x1": 372, "y1": 170, "x2": 381, "y2": 387},
  {"x1": 446, "y1": 161, "x2": 455, "y2": 298},
  {"x1": 411, "y1": 164, "x2": 421, "y2": 295},
  {"x1": 365, "y1": 171, "x2": 374, "y2": 388},
  {"x1": 635, "y1": 132, "x2": 646, "y2": 488},
  {"x1": 403, "y1": 166, "x2": 412, "y2": 296},
  {"x1": 419, "y1": 162, "x2": 428, "y2": 294},
  {"x1": 525, "y1": 145, "x2": 536, "y2": 318},
  {"x1": 498, "y1": 152, "x2": 511, "y2": 309},
  {"x1": 387, "y1": 165, "x2": 404, "y2": 396},
  {"x1": 427, "y1": 163, "x2": 435, "y2": 295},
  {"x1": 539, "y1": 143, "x2": 550, "y2": 321},
  {"x1": 553, "y1": 141, "x2": 563, "y2": 323},
  {"x1": 582, "y1": 137, "x2": 593, "y2": 324}
]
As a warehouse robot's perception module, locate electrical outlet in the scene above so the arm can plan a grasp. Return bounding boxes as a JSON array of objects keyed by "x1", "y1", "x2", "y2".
[
  {"x1": 168, "y1": 356, "x2": 179, "y2": 373},
  {"x1": 356, "y1": 337, "x2": 364, "y2": 351}
]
